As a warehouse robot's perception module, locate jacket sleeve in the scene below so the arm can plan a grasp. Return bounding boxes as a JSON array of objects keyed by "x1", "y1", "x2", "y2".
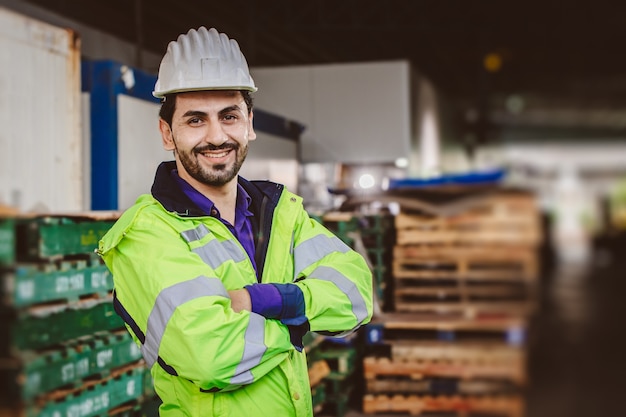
[
  {"x1": 246, "y1": 208, "x2": 374, "y2": 340},
  {"x1": 99, "y1": 206, "x2": 296, "y2": 392}
]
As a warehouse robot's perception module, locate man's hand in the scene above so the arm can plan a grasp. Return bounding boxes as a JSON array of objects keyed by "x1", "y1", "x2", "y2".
[{"x1": 228, "y1": 288, "x2": 252, "y2": 313}]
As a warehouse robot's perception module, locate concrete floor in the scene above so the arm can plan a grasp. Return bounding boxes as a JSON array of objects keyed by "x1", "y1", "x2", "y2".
[
  {"x1": 319, "y1": 236, "x2": 626, "y2": 417},
  {"x1": 524, "y1": 246, "x2": 626, "y2": 417}
]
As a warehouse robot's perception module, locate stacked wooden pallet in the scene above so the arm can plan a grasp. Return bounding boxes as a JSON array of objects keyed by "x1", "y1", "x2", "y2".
[
  {"x1": 362, "y1": 313, "x2": 527, "y2": 417},
  {"x1": 0, "y1": 213, "x2": 159, "y2": 417},
  {"x1": 392, "y1": 191, "x2": 541, "y2": 317},
  {"x1": 358, "y1": 189, "x2": 540, "y2": 416}
]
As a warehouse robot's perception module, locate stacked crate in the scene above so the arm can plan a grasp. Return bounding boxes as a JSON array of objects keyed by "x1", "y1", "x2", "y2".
[
  {"x1": 311, "y1": 340, "x2": 361, "y2": 417},
  {"x1": 304, "y1": 332, "x2": 330, "y2": 414},
  {"x1": 0, "y1": 213, "x2": 156, "y2": 417},
  {"x1": 321, "y1": 211, "x2": 396, "y2": 311},
  {"x1": 357, "y1": 213, "x2": 396, "y2": 311},
  {"x1": 360, "y1": 189, "x2": 541, "y2": 416},
  {"x1": 307, "y1": 211, "x2": 396, "y2": 416}
]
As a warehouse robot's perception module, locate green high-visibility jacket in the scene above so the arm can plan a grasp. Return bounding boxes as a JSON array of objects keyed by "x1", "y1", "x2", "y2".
[{"x1": 98, "y1": 161, "x2": 373, "y2": 417}]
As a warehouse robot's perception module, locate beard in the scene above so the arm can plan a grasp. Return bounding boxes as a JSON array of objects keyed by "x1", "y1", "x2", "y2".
[{"x1": 176, "y1": 140, "x2": 249, "y2": 187}]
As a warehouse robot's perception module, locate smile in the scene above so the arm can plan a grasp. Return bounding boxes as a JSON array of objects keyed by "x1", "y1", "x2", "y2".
[{"x1": 200, "y1": 150, "x2": 231, "y2": 159}]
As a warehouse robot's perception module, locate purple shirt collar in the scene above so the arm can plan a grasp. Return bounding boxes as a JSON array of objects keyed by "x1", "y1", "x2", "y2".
[{"x1": 170, "y1": 169, "x2": 252, "y2": 221}]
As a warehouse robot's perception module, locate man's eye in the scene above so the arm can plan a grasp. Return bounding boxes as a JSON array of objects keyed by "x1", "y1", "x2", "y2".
[
  {"x1": 188, "y1": 117, "x2": 202, "y2": 125},
  {"x1": 223, "y1": 114, "x2": 238, "y2": 121}
]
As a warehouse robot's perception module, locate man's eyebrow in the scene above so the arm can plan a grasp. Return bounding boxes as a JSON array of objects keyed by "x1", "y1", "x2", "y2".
[
  {"x1": 181, "y1": 110, "x2": 207, "y2": 118},
  {"x1": 219, "y1": 105, "x2": 243, "y2": 115},
  {"x1": 181, "y1": 106, "x2": 243, "y2": 119}
]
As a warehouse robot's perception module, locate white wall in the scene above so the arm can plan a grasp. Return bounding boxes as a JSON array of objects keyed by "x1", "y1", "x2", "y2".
[
  {"x1": 251, "y1": 61, "x2": 412, "y2": 164},
  {"x1": 0, "y1": 7, "x2": 82, "y2": 212},
  {"x1": 117, "y1": 95, "x2": 170, "y2": 210},
  {"x1": 239, "y1": 132, "x2": 299, "y2": 193}
]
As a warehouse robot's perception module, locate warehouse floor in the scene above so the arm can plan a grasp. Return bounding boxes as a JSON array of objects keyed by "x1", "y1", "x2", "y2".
[
  {"x1": 524, "y1": 243, "x2": 626, "y2": 417},
  {"x1": 319, "y1": 236, "x2": 626, "y2": 417}
]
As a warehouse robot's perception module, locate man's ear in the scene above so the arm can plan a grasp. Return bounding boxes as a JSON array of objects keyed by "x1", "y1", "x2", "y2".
[
  {"x1": 159, "y1": 119, "x2": 175, "y2": 150},
  {"x1": 248, "y1": 111, "x2": 257, "y2": 141}
]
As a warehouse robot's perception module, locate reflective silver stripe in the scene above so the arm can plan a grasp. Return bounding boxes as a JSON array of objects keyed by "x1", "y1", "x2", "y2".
[
  {"x1": 193, "y1": 239, "x2": 246, "y2": 269},
  {"x1": 142, "y1": 276, "x2": 228, "y2": 368},
  {"x1": 181, "y1": 225, "x2": 247, "y2": 269},
  {"x1": 230, "y1": 313, "x2": 267, "y2": 385},
  {"x1": 293, "y1": 235, "x2": 351, "y2": 278},
  {"x1": 309, "y1": 265, "x2": 369, "y2": 330},
  {"x1": 181, "y1": 224, "x2": 210, "y2": 243}
]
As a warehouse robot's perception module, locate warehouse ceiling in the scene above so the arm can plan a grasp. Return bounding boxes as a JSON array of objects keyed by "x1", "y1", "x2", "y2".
[{"x1": 22, "y1": 0, "x2": 626, "y2": 137}]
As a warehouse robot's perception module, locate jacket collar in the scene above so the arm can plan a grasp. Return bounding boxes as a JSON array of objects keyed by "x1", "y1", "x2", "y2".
[{"x1": 151, "y1": 161, "x2": 284, "y2": 217}]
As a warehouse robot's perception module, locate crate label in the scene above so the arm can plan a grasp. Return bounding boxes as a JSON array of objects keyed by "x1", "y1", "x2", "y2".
[
  {"x1": 61, "y1": 357, "x2": 89, "y2": 382},
  {"x1": 17, "y1": 279, "x2": 35, "y2": 300},
  {"x1": 76, "y1": 357, "x2": 89, "y2": 377},
  {"x1": 0, "y1": 228, "x2": 13, "y2": 254},
  {"x1": 129, "y1": 341, "x2": 141, "y2": 358},
  {"x1": 64, "y1": 391, "x2": 110, "y2": 417},
  {"x1": 90, "y1": 269, "x2": 110, "y2": 289},
  {"x1": 96, "y1": 348, "x2": 113, "y2": 368},
  {"x1": 56, "y1": 272, "x2": 85, "y2": 293},
  {"x1": 61, "y1": 362, "x2": 75, "y2": 382},
  {"x1": 80, "y1": 231, "x2": 99, "y2": 247},
  {"x1": 126, "y1": 379, "x2": 136, "y2": 396},
  {"x1": 27, "y1": 371, "x2": 41, "y2": 391}
]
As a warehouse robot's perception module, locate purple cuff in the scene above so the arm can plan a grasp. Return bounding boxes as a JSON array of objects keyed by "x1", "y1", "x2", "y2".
[{"x1": 245, "y1": 283, "x2": 283, "y2": 318}]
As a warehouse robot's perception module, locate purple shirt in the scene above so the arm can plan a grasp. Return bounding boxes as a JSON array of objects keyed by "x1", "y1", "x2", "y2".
[{"x1": 171, "y1": 170, "x2": 258, "y2": 274}]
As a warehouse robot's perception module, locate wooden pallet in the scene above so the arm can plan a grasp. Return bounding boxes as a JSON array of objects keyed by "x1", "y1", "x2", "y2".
[
  {"x1": 395, "y1": 209, "x2": 540, "y2": 247},
  {"x1": 393, "y1": 285, "x2": 534, "y2": 317},
  {"x1": 393, "y1": 301, "x2": 534, "y2": 319},
  {"x1": 389, "y1": 340, "x2": 525, "y2": 364},
  {"x1": 371, "y1": 312, "x2": 527, "y2": 332},
  {"x1": 394, "y1": 285, "x2": 530, "y2": 304},
  {"x1": 393, "y1": 246, "x2": 538, "y2": 282},
  {"x1": 366, "y1": 313, "x2": 528, "y2": 346},
  {"x1": 394, "y1": 192, "x2": 540, "y2": 247},
  {"x1": 362, "y1": 394, "x2": 524, "y2": 416},
  {"x1": 364, "y1": 356, "x2": 526, "y2": 385},
  {"x1": 365, "y1": 378, "x2": 520, "y2": 396}
]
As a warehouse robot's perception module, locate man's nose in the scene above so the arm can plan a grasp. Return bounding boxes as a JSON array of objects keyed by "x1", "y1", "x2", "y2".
[{"x1": 203, "y1": 121, "x2": 228, "y2": 145}]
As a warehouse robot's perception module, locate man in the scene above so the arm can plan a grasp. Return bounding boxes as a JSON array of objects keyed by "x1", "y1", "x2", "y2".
[{"x1": 98, "y1": 27, "x2": 373, "y2": 417}]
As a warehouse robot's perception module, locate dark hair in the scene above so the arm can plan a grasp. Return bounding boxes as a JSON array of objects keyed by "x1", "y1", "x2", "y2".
[{"x1": 158, "y1": 90, "x2": 254, "y2": 127}]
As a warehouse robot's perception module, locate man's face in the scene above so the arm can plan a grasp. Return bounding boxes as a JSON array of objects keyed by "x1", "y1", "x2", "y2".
[{"x1": 159, "y1": 90, "x2": 256, "y2": 189}]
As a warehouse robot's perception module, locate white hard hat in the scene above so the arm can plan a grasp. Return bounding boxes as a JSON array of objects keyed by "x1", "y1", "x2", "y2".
[{"x1": 153, "y1": 27, "x2": 257, "y2": 98}]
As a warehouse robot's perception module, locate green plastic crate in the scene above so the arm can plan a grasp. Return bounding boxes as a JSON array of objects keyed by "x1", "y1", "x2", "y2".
[
  {"x1": 34, "y1": 366, "x2": 146, "y2": 417},
  {"x1": 3, "y1": 259, "x2": 112, "y2": 308},
  {"x1": 311, "y1": 383, "x2": 326, "y2": 413},
  {"x1": 17, "y1": 216, "x2": 115, "y2": 261},
  {"x1": 0, "y1": 218, "x2": 15, "y2": 266},
  {"x1": 316, "y1": 346, "x2": 358, "y2": 377},
  {"x1": 2, "y1": 298, "x2": 124, "y2": 353},
  {"x1": 4, "y1": 332, "x2": 142, "y2": 401}
]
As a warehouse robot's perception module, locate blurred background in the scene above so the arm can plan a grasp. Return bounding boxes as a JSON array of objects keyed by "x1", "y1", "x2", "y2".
[{"x1": 0, "y1": 1, "x2": 625, "y2": 416}]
